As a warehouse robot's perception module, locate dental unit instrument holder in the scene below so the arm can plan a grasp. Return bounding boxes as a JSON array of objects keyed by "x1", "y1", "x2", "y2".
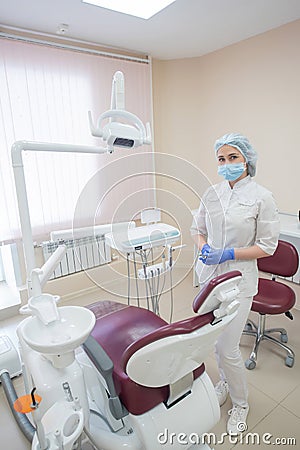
[
  {"x1": 105, "y1": 207, "x2": 183, "y2": 317},
  {"x1": 123, "y1": 238, "x2": 184, "y2": 318}
]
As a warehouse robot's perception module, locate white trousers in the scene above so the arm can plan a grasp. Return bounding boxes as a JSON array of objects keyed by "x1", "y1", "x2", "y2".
[{"x1": 215, "y1": 295, "x2": 253, "y2": 408}]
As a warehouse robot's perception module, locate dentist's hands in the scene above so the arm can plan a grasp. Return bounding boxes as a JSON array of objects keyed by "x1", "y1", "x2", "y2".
[
  {"x1": 199, "y1": 244, "x2": 235, "y2": 265},
  {"x1": 199, "y1": 244, "x2": 210, "y2": 262}
]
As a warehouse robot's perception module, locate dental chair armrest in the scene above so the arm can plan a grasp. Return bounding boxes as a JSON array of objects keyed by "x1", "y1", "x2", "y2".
[{"x1": 83, "y1": 335, "x2": 128, "y2": 420}]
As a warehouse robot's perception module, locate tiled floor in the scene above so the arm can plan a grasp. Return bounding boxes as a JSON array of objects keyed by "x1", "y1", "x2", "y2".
[{"x1": 0, "y1": 269, "x2": 299, "y2": 449}]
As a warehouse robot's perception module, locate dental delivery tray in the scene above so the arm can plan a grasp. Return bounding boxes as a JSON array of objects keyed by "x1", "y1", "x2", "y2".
[
  {"x1": 0, "y1": 335, "x2": 22, "y2": 379},
  {"x1": 105, "y1": 223, "x2": 180, "y2": 252}
]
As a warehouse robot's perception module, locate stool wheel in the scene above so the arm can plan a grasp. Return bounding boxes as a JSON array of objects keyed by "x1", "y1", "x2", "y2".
[
  {"x1": 285, "y1": 356, "x2": 294, "y2": 368},
  {"x1": 280, "y1": 333, "x2": 288, "y2": 343},
  {"x1": 244, "y1": 323, "x2": 253, "y2": 332},
  {"x1": 245, "y1": 359, "x2": 256, "y2": 370}
]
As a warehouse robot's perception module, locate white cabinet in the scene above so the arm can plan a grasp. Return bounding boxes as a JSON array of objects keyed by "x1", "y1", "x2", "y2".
[{"x1": 279, "y1": 213, "x2": 300, "y2": 284}]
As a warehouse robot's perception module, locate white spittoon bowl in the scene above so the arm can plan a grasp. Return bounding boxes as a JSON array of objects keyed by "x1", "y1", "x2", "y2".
[{"x1": 22, "y1": 306, "x2": 96, "y2": 355}]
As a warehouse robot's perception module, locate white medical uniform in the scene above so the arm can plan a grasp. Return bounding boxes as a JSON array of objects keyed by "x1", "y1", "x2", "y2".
[{"x1": 191, "y1": 175, "x2": 280, "y2": 407}]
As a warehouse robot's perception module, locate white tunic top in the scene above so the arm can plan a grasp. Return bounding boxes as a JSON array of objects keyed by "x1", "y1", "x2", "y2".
[{"x1": 191, "y1": 176, "x2": 280, "y2": 296}]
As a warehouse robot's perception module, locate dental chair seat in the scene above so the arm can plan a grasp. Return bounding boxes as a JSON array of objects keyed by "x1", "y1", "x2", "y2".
[
  {"x1": 86, "y1": 270, "x2": 241, "y2": 416},
  {"x1": 87, "y1": 300, "x2": 209, "y2": 415}
]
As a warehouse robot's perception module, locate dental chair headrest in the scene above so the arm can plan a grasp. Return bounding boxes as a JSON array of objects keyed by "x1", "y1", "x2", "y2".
[{"x1": 193, "y1": 270, "x2": 242, "y2": 316}]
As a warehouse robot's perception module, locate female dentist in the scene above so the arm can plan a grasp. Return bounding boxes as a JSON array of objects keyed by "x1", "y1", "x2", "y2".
[{"x1": 191, "y1": 133, "x2": 280, "y2": 434}]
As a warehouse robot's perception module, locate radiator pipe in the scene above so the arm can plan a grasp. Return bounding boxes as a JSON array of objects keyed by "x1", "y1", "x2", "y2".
[{"x1": 0, "y1": 370, "x2": 35, "y2": 442}]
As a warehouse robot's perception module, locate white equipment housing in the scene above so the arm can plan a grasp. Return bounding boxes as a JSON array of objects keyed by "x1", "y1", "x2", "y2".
[
  {"x1": 0, "y1": 336, "x2": 21, "y2": 378},
  {"x1": 105, "y1": 222, "x2": 180, "y2": 253}
]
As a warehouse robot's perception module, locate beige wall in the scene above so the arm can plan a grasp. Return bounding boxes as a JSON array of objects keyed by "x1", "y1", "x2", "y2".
[
  {"x1": 152, "y1": 19, "x2": 300, "y2": 216},
  {"x1": 151, "y1": 20, "x2": 300, "y2": 307}
]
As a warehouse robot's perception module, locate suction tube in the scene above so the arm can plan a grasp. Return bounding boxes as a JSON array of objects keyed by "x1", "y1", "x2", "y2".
[{"x1": 0, "y1": 370, "x2": 35, "y2": 442}]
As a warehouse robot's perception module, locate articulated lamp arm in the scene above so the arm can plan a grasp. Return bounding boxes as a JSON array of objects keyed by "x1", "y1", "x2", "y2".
[{"x1": 11, "y1": 71, "x2": 151, "y2": 298}]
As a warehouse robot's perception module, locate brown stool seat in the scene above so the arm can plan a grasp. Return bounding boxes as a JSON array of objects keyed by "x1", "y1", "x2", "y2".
[
  {"x1": 243, "y1": 240, "x2": 298, "y2": 369},
  {"x1": 252, "y1": 278, "x2": 296, "y2": 315}
]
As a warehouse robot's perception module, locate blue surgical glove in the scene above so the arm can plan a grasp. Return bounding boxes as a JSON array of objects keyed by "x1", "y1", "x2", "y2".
[
  {"x1": 199, "y1": 244, "x2": 211, "y2": 262},
  {"x1": 203, "y1": 247, "x2": 235, "y2": 265}
]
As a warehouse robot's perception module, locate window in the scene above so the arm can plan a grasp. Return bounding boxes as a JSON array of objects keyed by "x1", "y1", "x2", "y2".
[
  {"x1": 0, "y1": 38, "x2": 154, "y2": 245},
  {"x1": 0, "y1": 243, "x2": 22, "y2": 310}
]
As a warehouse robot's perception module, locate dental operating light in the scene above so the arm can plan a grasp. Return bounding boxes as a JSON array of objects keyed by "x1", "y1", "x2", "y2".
[{"x1": 88, "y1": 71, "x2": 151, "y2": 151}]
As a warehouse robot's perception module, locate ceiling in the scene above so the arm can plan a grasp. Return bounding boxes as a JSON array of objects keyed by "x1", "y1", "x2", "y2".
[{"x1": 1, "y1": 0, "x2": 300, "y2": 60}]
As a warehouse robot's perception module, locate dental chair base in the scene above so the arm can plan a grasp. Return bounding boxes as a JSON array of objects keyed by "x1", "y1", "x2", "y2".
[
  {"x1": 79, "y1": 270, "x2": 241, "y2": 450},
  {"x1": 84, "y1": 369, "x2": 218, "y2": 449},
  {"x1": 79, "y1": 348, "x2": 219, "y2": 449},
  {"x1": 7, "y1": 270, "x2": 241, "y2": 450}
]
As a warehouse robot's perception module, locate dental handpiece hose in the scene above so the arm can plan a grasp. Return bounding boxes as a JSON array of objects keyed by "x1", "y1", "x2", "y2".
[
  {"x1": 169, "y1": 247, "x2": 172, "y2": 268},
  {"x1": 30, "y1": 389, "x2": 48, "y2": 450}
]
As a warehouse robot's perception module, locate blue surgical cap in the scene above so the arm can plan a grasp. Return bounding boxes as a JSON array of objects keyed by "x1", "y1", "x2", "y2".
[{"x1": 214, "y1": 133, "x2": 258, "y2": 177}]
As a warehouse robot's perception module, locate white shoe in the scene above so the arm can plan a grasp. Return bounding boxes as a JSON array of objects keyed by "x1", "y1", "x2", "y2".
[
  {"x1": 227, "y1": 404, "x2": 249, "y2": 434},
  {"x1": 214, "y1": 380, "x2": 229, "y2": 406}
]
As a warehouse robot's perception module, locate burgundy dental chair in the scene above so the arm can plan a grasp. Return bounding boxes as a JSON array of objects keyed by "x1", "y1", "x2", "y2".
[
  {"x1": 82, "y1": 270, "x2": 241, "y2": 445},
  {"x1": 243, "y1": 240, "x2": 299, "y2": 370}
]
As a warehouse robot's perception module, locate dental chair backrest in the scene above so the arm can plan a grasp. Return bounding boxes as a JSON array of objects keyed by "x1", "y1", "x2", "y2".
[
  {"x1": 124, "y1": 270, "x2": 241, "y2": 388},
  {"x1": 83, "y1": 270, "x2": 242, "y2": 416}
]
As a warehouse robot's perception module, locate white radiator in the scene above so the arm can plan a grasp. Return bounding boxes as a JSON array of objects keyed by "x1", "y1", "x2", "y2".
[
  {"x1": 42, "y1": 235, "x2": 111, "y2": 279},
  {"x1": 41, "y1": 222, "x2": 135, "y2": 279}
]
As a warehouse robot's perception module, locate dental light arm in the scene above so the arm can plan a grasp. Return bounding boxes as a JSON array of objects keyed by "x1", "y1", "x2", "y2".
[
  {"x1": 111, "y1": 71, "x2": 125, "y2": 111},
  {"x1": 11, "y1": 141, "x2": 109, "y2": 296},
  {"x1": 11, "y1": 71, "x2": 151, "y2": 298}
]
